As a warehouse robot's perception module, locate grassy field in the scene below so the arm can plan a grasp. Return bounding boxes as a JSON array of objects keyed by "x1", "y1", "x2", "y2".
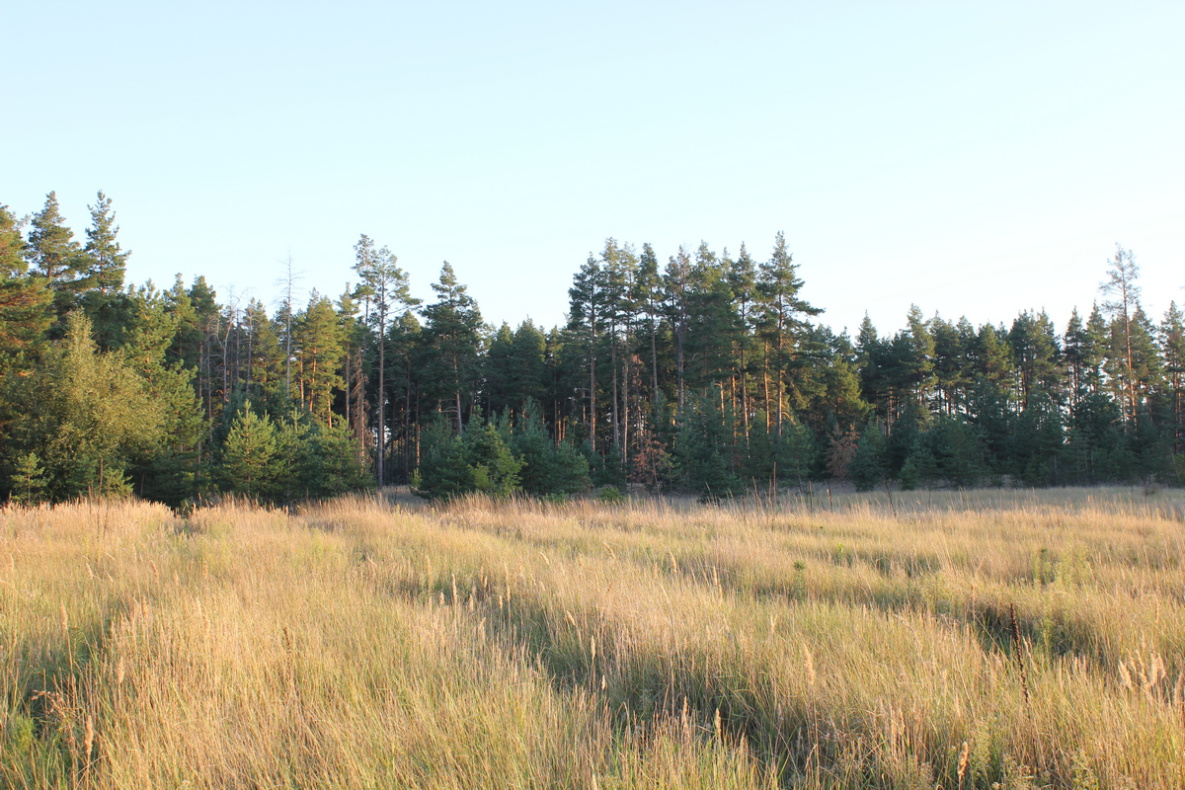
[{"x1": 2, "y1": 488, "x2": 1184, "y2": 789}]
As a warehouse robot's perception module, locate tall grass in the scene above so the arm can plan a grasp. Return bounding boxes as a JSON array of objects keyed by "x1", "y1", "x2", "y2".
[{"x1": 2, "y1": 488, "x2": 1183, "y2": 788}]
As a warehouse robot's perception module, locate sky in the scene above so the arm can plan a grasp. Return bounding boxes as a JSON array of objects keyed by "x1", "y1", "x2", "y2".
[{"x1": 3, "y1": 1, "x2": 1182, "y2": 338}]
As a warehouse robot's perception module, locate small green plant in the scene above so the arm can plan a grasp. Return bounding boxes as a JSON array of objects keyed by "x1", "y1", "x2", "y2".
[{"x1": 596, "y1": 485, "x2": 624, "y2": 504}]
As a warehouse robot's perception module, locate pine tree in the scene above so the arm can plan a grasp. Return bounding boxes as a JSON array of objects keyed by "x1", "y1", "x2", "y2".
[
  {"x1": 1009, "y1": 310, "x2": 1060, "y2": 410},
  {"x1": 849, "y1": 424, "x2": 887, "y2": 491},
  {"x1": 931, "y1": 315, "x2": 968, "y2": 416},
  {"x1": 26, "y1": 192, "x2": 82, "y2": 285},
  {"x1": 121, "y1": 286, "x2": 204, "y2": 503},
  {"x1": 0, "y1": 204, "x2": 51, "y2": 363},
  {"x1": 26, "y1": 192, "x2": 85, "y2": 326},
  {"x1": 1099, "y1": 245, "x2": 1141, "y2": 425},
  {"x1": 1160, "y1": 303, "x2": 1185, "y2": 455},
  {"x1": 77, "y1": 191, "x2": 133, "y2": 350},
  {"x1": 568, "y1": 253, "x2": 605, "y2": 450},
  {"x1": 4, "y1": 312, "x2": 166, "y2": 500},
  {"x1": 353, "y1": 236, "x2": 417, "y2": 486},
  {"x1": 293, "y1": 292, "x2": 346, "y2": 426},
  {"x1": 9, "y1": 452, "x2": 48, "y2": 504},
  {"x1": 220, "y1": 404, "x2": 278, "y2": 498},
  {"x1": 1063, "y1": 308, "x2": 1088, "y2": 407},
  {"x1": 729, "y1": 243, "x2": 759, "y2": 440},
  {"x1": 755, "y1": 231, "x2": 821, "y2": 436},
  {"x1": 902, "y1": 305, "x2": 937, "y2": 409},
  {"x1": 420, "y1": 262, "x2": 483, "y2": 435},
  {"x1": 673, "y1": 389, "x2": 739, "y2": 499},
  {"x1": 634, "y1": 242, "x2": 664, "y2": 421},
  {"x1": 663, "y1": 246, "x2": 692, "y2": 411},
  {"x1": 80, "y1": 191, "x2": 128, "y2": 293}
]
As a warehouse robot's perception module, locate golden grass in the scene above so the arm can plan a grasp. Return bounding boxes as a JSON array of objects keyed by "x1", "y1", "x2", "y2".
[{"x1": 2, "y1": 488, "x2": 1184, "y2": 788}]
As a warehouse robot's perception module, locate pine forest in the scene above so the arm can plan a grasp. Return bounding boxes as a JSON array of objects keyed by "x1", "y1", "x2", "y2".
[{"x1": 2, "y1": 191, "x2": 1182, "y2": 506}]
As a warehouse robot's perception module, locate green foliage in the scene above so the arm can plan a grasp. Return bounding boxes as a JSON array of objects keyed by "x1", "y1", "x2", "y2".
[
  {"x1": 465, "y1": 422, "x2": 523, "y2": 498},
  {"x1": 510, "y1": 402, "x2": 590, "y2": 496},
  {"x1": 217, "y1": 403, "x2": 373, "y2": 503},
  {"x1": 414, "y1": 417, "x2": 523, "y2": 500},
  {"x1": 220, "y1": 404, "x2": 278, "y2": 499},
  {"x1": 1, "y1": 312, "x2": 169, "y2": 500},
  {"x1": 4, "y1": 202, "x2": 1184, "y2": 502},
  {"x1": 774, "y1": 419, "x2": 816, "y2": 487},
  {"x1": 849, "y1": 424, "x2": 887, "y2": 491},
  {"x1": 8, "y1": 452, "x2": 48, "y2": 504},
  {"x1": 673, "y1": 391, "x2": 739, "y2": 498}
]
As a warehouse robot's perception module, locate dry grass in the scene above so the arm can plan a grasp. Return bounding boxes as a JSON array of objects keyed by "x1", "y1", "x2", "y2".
[{"x1": 2, "y1": 488, "x2": 1184, "y2": 788}]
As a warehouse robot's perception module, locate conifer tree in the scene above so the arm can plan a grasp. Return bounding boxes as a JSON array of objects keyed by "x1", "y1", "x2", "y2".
[
  {"x1": 664, "y1": 246, "x2": 692, "y2": 411},
  {"x1": 220, "y1": 404, "x2": 278, "y2": 498},
  {"x1": 293, "y1": 292, "x2": 346, "y2": 426},
  {"x1": 26, "y1": 192, "x2": 85, "y2": 326},
  {"x1": 26, "y1": 192, "x2": 82, "y2": 285},
  {"x1": 634, "y1": 242, "x2": 663, "y2": 419},
  {"x1": 9, "y1": 452, "x2": 48, "y2": 504},
  {"x1": 81, "y1": 191, "x2": 128, "y2": 293},
  {"x1": 5, "y1": 312, "x2": 166, "y2": 499},
  {"x1": 353, "y1": 236, "x2": 416, "y2": 486},
  {"x1": 728, "y1": 243, "x2": 759, "y2": 439},
  {"x1": 1100, "y1": 245, "x2": 1141, "y2": 424},
  {"x1": 1160, "y1": 303, "x2": 1185, "y2": 455},
  {"x1": 568, "y1": 253, "x2": 605, "y2": 450},
  {"x1": 420, "y1": 262, "x2": 483, "y2": 435},
  {"x1": 756, "y1": 231, "x2": 820, "y2": 436},
  {"x1": 0, "y1": 204, "x2": 51, "y2": 363}
]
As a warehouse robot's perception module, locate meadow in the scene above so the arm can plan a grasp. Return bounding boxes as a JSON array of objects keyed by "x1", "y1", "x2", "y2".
[{"x1": 2, "y1": 488, "x2": 1184, "y2": 789}]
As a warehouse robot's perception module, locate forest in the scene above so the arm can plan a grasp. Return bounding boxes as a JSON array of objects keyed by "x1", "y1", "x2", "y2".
[{"x1": 1, "y1": 191, "x2": 1182, "y2": 505}]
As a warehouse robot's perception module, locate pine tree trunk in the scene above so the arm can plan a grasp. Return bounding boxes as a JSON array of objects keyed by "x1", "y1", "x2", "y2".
[
  {"x1": 611, "y1": 329, "x2": 620, "y2": 451},
  {"x1": 650, "y1": 320, "x2": 660, "y2": 422},
  {"x1": 377, "y1": 313, "x2": 386, "y2": 489},
  {"x1": 762, "y1": 343, "x2": 771, "y2": 432},
  {"x1": 589, "y1": 323, "x2": 597, "y2": 453}
]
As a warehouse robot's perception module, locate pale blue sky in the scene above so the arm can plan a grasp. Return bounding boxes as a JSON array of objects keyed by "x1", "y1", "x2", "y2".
[{"x1": 3, "y1": 1, "x2": 1182, "y2": 336}]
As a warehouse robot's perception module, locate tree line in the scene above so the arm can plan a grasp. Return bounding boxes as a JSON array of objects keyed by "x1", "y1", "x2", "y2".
[{"x1": 1, "y1": 191, "x2": 1182, "y2": 504}]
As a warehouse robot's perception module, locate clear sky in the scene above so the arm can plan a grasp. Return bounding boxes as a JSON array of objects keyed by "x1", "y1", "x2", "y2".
[{"x1": 3, "y1": 1, "x2": 1182, "y2": 337}]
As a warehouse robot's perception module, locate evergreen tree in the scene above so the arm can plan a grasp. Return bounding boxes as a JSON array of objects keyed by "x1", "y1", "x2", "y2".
[
  {"x1": 80, "y1": 191, "x2": 129, "y2": 293},
  {"x1": 78, "y1": 191, "x2": 133, "y2": 350},
  {"x1": 510, "y1": 401, "x2": 590, "y2": 496},
  {"x1": 569, "y1": 253, "x2": 606, "y2": 449},
  {"x1": 673, "y1": 389, "x2": 739, "y2": 499},
  {"x1": 8, "y1": 452, "x2": 48, "y2": 504},
  {"x1": 293, "y1": 292, "x2": 346, "y2": 426},
  {"x1": 1160, "y1": 302, "x2": 1185, "y2": 455},
  {"x1": 1099, "y1": 245, "x2": 1141, "y2": 424},
  {"x1": 1009, "y1": 310, "x2": 1060, "y2": 410},
  {"x1": 220, "y1": 404, "x2": 278, "y2": 498},
  {"x1": 1063, "y1": 308, "x2": 1088, "y2": 407},
  {"x1": 420, "y1": 262, "x2": 483, "y2": 435},
  {"x1": 728, "y1": 243, "x2": 759, "y2": 440},
  {"x1": 26, "y1": 192, "x2": 85, "y2": 325},
  {"x1": 120, "y1": 286, "x2": 205, "y2": 503},
  {"x1": 3, "y1": 312, "x2": 166, "y2": 500},
  {"x1": 849, "y1": 424, "x2": 887, "y2": 492},
  {"x1": 755, "y1": 231, "x2": 821, "y2": 436},
  {"x1": 0, "y1": 204, "x2": 51, "y2": 364},
  {"x1": 902, "y1": 305, "x2": 936, "y2": 408},
  {"x1": 353, "y1": 236, "x2": 417, "y2": 486}
]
